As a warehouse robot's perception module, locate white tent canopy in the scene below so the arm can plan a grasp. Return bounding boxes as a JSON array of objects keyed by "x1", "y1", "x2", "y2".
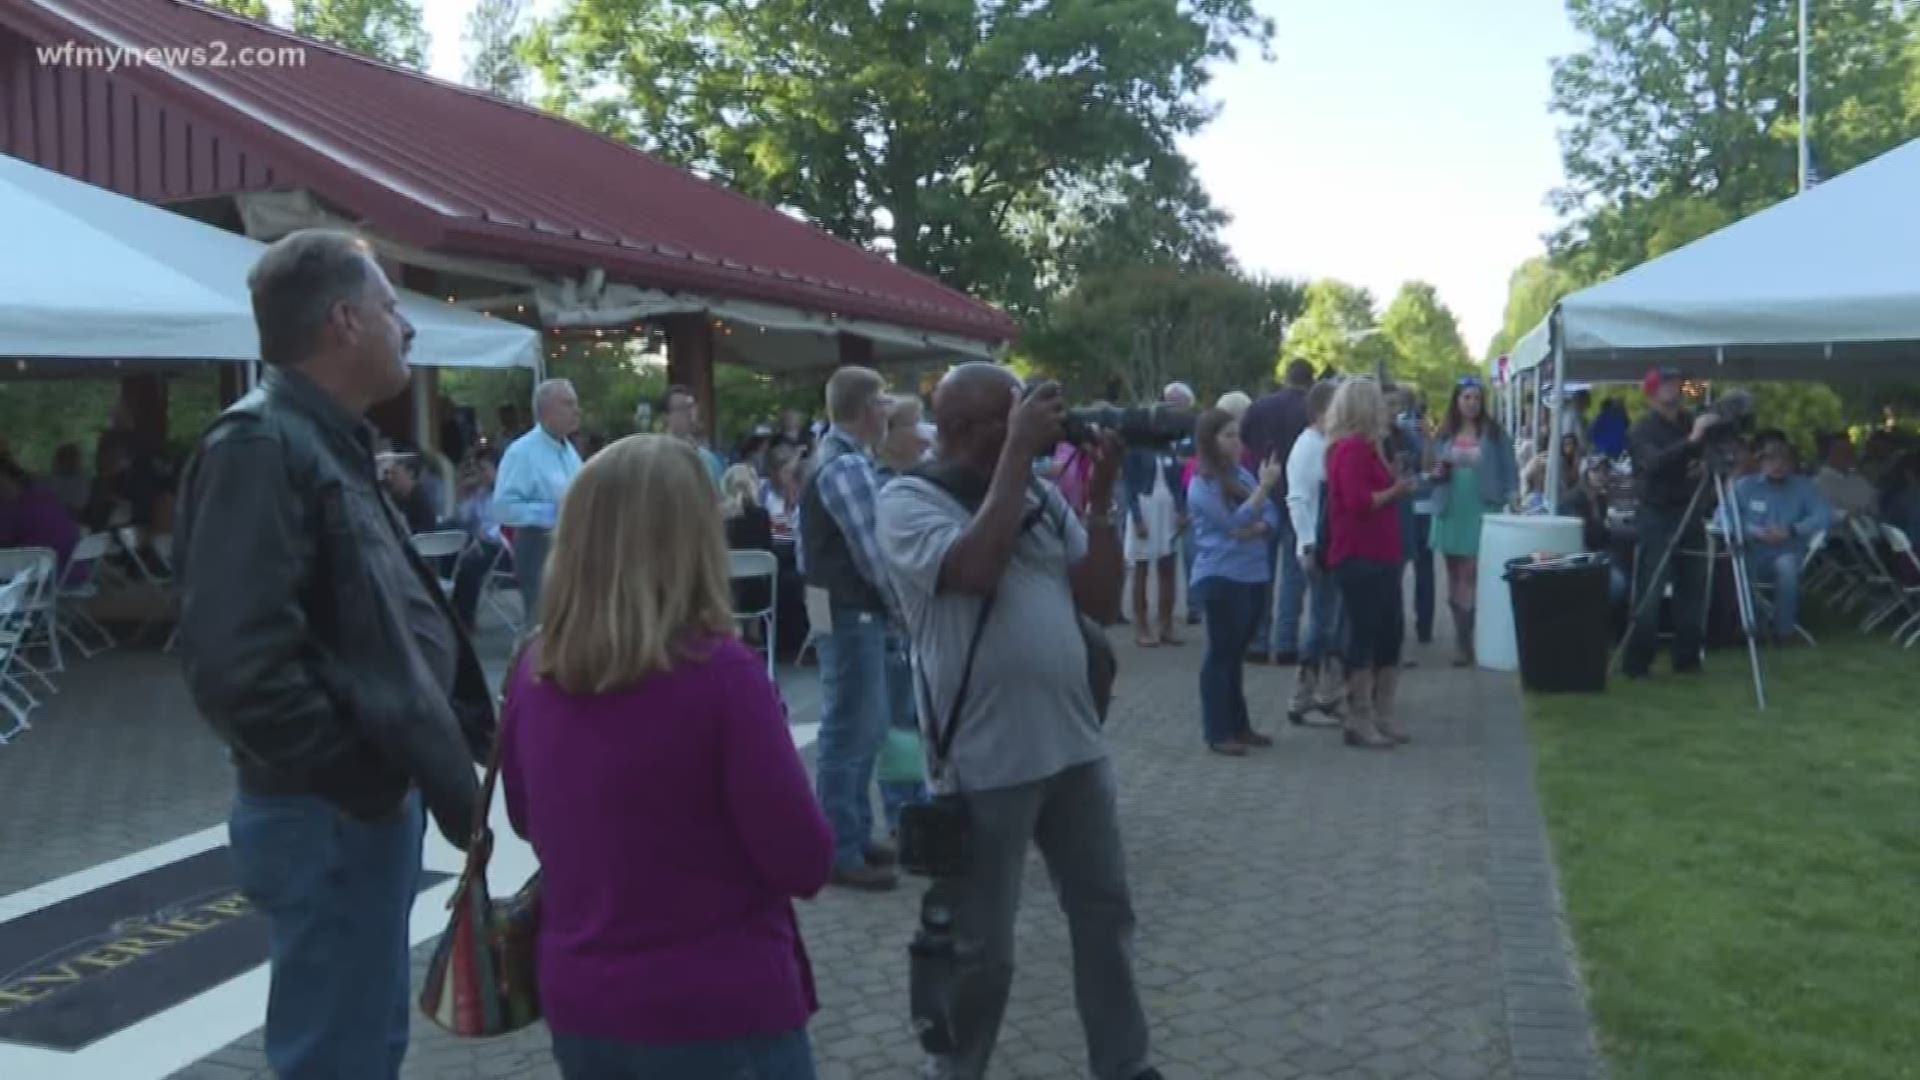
[
  {"x1": 1510, "y1": 136, "x2": 1920, "y2": 383},
  {"x1": 0, "y1": 154, "x2": 539, "y2": 370}
]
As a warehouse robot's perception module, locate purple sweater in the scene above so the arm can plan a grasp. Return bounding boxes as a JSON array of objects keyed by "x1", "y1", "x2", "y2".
[{"x1": 501, "y1": 637, "x2": 833, "y2": 1045}]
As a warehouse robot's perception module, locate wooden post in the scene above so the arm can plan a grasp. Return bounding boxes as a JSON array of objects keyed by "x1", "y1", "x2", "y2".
[
  {"x1": 663, "y1": 313, "x2": 718, "y2": 438},
  {"x1": 837, "y1": 332, "x2": 875, "y2": 369},
  {"x1": 217, "y1": 364, "x2": 245, "y2": 408},
  {"x1": 120, "y1": 374, "x2": 169, "y2": 449}
]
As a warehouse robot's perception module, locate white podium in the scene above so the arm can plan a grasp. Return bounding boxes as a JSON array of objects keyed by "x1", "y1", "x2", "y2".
[{"x1": 1473, "y1": 513, "x2": 1585, "y2": 672}]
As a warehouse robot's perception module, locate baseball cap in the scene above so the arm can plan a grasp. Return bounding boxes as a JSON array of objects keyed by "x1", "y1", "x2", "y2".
[{"x1": 1641, "y1": 367, "x2": 1681, "y2": 397}]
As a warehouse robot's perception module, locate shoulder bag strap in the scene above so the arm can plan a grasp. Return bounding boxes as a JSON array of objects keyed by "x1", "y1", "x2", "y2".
[
  {"x1": 921, "y1": 593, "x2": 997, "y2": 772},
  {"x1": 449, "y1": 632, "x2": 532, "y2": 905}
]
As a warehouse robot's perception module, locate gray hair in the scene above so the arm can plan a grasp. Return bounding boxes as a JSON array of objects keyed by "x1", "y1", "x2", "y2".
[
  {"x1": 247, "y1": 229, "x2": 376, "y2": 368},
  {"x1": 1163, "y1": 381, "x2": 1196, "y2": 406},
  {"x1": 533, "y1": 378, "x2": 576, "y2": 412}
]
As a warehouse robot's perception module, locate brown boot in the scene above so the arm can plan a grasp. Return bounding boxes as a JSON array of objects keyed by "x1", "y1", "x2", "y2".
[
  {"x1": 1450, "y1": 603, "x2": 1476, "y2": 668},
  {"x1": 1316, "y1": 655, "x2": 1347, "y2": 715},
  {"x1": 1342, "y1": 669, "x2": 1393, "y2": 749},
  {"x1": 1373, "y1": 666, "x2": 1409, "y2": 744}
]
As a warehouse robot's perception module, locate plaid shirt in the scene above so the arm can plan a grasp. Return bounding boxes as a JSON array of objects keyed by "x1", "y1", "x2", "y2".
[{"x1": 798, "y1": 428, "x2": 893, "y2": 608}]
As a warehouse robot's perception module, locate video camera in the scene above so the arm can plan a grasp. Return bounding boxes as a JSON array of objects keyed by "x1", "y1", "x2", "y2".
[
  {"x1": 1700, "y1": 388, "x2": 1755, "y2": 472},
  {"x1": 1024, "y1": 380, "x2": 1197, "y2": 450}
]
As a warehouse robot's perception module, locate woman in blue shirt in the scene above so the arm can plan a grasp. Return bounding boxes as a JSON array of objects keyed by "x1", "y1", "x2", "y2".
[{"x1": 1187, "y1": 409, "x2": 1284, "y2": 757}]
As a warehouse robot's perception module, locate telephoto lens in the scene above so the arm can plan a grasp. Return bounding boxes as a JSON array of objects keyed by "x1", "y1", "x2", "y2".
[{"x1": 909, "y1": 883, "x2": 966, "y2": 1053}]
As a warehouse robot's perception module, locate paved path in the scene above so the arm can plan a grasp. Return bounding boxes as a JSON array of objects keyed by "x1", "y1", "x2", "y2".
[{"x1": 150, "y1": 629, "x2": 1599, "y2": 1080}]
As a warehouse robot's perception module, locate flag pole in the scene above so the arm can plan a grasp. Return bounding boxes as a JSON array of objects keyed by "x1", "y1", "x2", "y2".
[{"x1": 1798, "y1": 0, "x2": 1810, "y2": 192}]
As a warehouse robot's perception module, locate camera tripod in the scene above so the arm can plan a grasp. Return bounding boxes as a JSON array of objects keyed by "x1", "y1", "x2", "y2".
[{"x1": 1612, "y1": 463, "x2": 1768, "y2": 709}]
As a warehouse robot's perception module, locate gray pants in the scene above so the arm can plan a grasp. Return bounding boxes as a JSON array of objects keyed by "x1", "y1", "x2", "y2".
[
  {"x1": 512, "y1": 526, "x2": 551, "y2": 626},
  {"x1": 932, "y1": 758, "x2": 1149, "y2": 1080}
]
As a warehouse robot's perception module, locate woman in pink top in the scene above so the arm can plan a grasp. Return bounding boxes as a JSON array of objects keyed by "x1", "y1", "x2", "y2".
[
  {"x1": 501, "y1": 434, "x2": 833, "y2": 1079},
  {"x1": 1322, "y1": 378, "x2": 1415, "y2": 751}
]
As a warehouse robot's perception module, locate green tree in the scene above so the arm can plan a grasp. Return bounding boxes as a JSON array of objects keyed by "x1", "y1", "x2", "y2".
[
  {"x1": 524, "y1": 0, "x2": 1272, "y2": 315},
  {"x1": 1551, "y1": 0, "x2": 1918, "y2": 273},
  {"x1": 1486, "y1": 256, "x2": 1590, "y2": 360},
  {"x1": 1025, "y1": 266, "x2": 1299, "y2": 403},
  {"x1": 1282, "y1": 279, "x2": 1380, "y2": 376},
  {"x1": 1379, "y1": 281, "x2": 1473, "y2": 408},
  {"x1": 291, "y1": 0, "x2": 429, "y2": 68},
  {"x1": 463, "y1": 0, "x2": 531, "y2": 101},
  {"x1": 204, "y1": 0, "x2": 270, "y2": 19}
]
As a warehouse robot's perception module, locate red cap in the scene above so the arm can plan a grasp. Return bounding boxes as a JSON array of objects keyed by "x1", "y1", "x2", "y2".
[{"x1": 1641, "y1": 367, "x2": 1679, "y2": 397}]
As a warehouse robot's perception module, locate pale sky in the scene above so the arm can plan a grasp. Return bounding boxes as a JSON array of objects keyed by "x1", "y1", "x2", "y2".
[{"x1": 401, "y1": 0, "x2": 1580, "y2": 353}]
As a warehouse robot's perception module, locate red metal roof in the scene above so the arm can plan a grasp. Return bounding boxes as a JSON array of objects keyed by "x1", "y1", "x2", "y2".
[{"x1": 0, "y1": 0, "x2": 1016, "y2": 343}]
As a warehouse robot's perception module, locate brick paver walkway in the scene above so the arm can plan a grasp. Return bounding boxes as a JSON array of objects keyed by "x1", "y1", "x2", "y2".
[{"x1": 146, "y1": 629, "x2": 1599, "y2": 1080}]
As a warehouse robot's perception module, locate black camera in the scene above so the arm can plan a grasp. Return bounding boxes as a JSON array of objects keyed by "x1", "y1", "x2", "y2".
[
  {"x1": 898, "y1": 793, "x2": 972, "y2": 879},
  {"x1": 1024, "y1": 380, "x2": 1196, "y2": 449},
  {"x1": 909, "y1": 882, "x2": 972, "y2": 1054}
]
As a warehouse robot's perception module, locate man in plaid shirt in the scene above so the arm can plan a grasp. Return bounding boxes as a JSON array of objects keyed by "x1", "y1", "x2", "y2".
[{"x1": 797, "y1": 365, "x2": 902, "y2": 890}]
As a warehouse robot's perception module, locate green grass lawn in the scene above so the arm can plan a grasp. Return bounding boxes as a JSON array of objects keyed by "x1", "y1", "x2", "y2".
[{"x1": 1526, "y1": 624, "x2": 1920, "y2": 1080}]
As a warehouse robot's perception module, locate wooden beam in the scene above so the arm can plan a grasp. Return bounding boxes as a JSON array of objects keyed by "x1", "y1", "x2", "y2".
[
  {"x1": 663, "y1": 313, "x2": 718, "y2": 439},
  {"x1": 837, "y1": 332, "x2": 875, "y2": 368}
]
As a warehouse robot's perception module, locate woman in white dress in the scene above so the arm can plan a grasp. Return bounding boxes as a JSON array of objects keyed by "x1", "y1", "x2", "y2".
[{"x1": 1123, "y1": 443, "x2": 1187, "y2": 647}]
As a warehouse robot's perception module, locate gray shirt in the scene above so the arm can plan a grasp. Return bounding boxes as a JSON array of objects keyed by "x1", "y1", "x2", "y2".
[{"x1": 877, "y1": 476, "x2": 1105, "y2": 793}]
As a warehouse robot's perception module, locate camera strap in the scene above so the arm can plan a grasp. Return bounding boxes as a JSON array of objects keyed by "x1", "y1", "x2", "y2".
[{"x1": 906, "y1": 462, "x2": 1050, "y2": 777}]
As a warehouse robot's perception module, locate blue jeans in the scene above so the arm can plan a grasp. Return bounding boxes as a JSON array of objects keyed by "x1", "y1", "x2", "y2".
[
  {"x1": 1198, "y1": 578, "x2": 1261, "y2": 744},
  {"x1": 551, "y1": 1027, "x2": 817, "y2": 1079},
  {"x1": 1748, "y1": 548, "x2": 1803, "y2": 640},
  {"x1": 1407, "y1": 515, "x2": 1435, "y2": 641},
  {"x1": 880, "y1": 632, "x2": 926, "y2": 834},
  {"x1": 816, "y1": 605, "x2": 891, "y2": 871},
  {"x1": 1251, "y1": 517, "x2": 1307, "y2": 656},
  {"x1": 229, "y1": 791, "x2": 424, "y2": 1080},
  {"x1": 1301, "y1": 567, "x2": 1345, "y2": 664}
]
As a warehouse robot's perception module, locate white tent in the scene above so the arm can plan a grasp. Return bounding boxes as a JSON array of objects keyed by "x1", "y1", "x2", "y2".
[
  {"x1": 0, "y1": 154, "x2": 539, "y2": 370},
  {"x1": 1510, "y1": 136, "x2": 1920, "y2": 384}
]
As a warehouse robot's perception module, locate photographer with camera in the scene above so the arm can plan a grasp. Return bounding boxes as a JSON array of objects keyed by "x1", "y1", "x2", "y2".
[
  {"x1": 876, "y1": 365, "x2": 1158, "y2": 1080},
  {"x1": 1623, "y1": 367, "x2": 1722, "y2": 678}
]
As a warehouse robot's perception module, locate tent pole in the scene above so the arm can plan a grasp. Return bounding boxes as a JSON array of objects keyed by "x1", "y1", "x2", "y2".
[
  {"x1": 1545, "y1": 308, "x2": 1566, "y2": 513},
  {"x1": 1798, "y1": 0, "x2": 1811, "y2": 192}
]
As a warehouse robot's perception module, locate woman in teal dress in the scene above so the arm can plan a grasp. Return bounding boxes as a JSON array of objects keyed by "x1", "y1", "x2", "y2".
[{"x1": 1427, "y1": 378, "x2": 1518, "y2": 666}]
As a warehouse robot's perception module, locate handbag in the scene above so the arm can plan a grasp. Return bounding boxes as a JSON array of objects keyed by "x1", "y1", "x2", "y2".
[{"x1": 418, "y1": 639, "x2": 543, "y2": 1037}]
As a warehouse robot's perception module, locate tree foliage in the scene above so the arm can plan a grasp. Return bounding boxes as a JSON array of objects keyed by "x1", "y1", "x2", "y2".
[
  {"x1": 1282, "y1": 279, "x2": 1384, "y2": 377},
  {"x1": 204, "y1": 0, "x2": 271, "y2": 19},
  {"x1": 1379, "y1": 281, "x2": 1474, "y2": 409},
  {"x1": 1486, "y1": 256, "x2": 1590, "y2": 361},
  {"x1": 1551, "y1": 0, "x2": 1919, "y2": 274},
  {"x1": 1024, "y1": 267, "x2": 1302, "y2": 404},
  {"x1": 463, "y1": 0, "x2": 532, "y2": 101},
  {"x1": 524, "y1": 0, "x2": 1271, "y2": 315},
  {"x1": 290, "y1": 0, "x2": 430, "y2": 69}
]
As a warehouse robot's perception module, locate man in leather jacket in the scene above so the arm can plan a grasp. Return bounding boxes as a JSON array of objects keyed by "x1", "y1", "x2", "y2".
[{"x1": 174, "y1": 230, "x2": 495, "y2": 1080}]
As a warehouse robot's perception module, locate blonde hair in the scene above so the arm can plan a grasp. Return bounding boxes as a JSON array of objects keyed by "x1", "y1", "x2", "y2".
[
  {"x1": 1325, "y1": 377, "x2": 1389, "y2": 444},
  {"x1": 720, "y1": 463, "x2": 760, "y2": 519},
  {"x1": 535, "y1": 434, "x2": 735, "y2": 694},
  {"x1": 825, "y1": 365, "x2": 885, "y2": 425}
]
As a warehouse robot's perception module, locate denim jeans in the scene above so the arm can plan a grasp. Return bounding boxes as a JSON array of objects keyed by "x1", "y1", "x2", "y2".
[
  {"x1": 550, "y1": 1027, "x2": 817, "y2": 1080},
  {"x1": 1300, "y1": 567, "x2": 1345, "y2": 664},
  {"x1": 1335, "y1": 558, "x2": 1405, "y2": 670},
  {"x1": 228, "y1": 790, "x2": 424, "y2": 1080},
  {"x1": 1407, "y1": 514, "x2": 1436, "y2": 641},
  {"x1": 880, "y1": 631, "x2": 926, "y2": 834},
  {"x1": 1251, "y1": 517, "x2": 1307, "y2": 655},
  {"x1": 816, "y1": 605, "x2": 892, "y2": 871},
  {"x1": 1748, "y1": 547, "x2": 1803, "y2": 640},
  {"x1": 513, "y1": 526, "x2": 552, "y2": 625},
  {"x1": 1197, "y1": 578, "x2": 1260, "y2": 744}
]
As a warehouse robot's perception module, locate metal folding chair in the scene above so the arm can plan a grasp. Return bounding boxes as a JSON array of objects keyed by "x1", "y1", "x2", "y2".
[
  {"x1": 0, "y1": 574, "x2": 43, "y2": 742},
  {"x1": 1748, "y1": 529, "x2": 1826, "y2": 647},
  {"x1": 1879, "y1": 523, "x2": 1920, "y2": 647},
  {"x1": 480, "y1": 535, "x2": 523, "y2": 635},
  {"x1": 56, "y1": 531, "x2": 118, "y2": 658},
  {"x1": 0, "y1": 547, "x2": 62, "y2": 689},
  {"x1": 408, "y1": 529, "x2": 470, "y2": 597},
  {"x1": 729, "y1": 549, "x2": 780, "y2": 680}
]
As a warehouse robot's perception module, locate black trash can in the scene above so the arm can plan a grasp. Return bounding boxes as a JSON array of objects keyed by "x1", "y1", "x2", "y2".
[{"x1": 1505, "y1": 553, "x2": 1611, "y2": 693}]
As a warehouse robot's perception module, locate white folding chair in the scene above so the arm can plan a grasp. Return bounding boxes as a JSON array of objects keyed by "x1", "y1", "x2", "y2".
[
  {"x1": 729, "y1": 549, "x2": 780, "y2": 679},
  {"x1": 1847, "y1": 515, "x2": 1910, "y2": 635},
  {"x1": 480, "y1": 535, "x2": 523, "y2": 635},
  {"x1": 56, "y1": 531, "x2": 118, "y2": 658},
  {"x1": 0, "y1": 547, "x2": 62, "y2": 688},
  {"x1": 1879, "y1": 523, "x2": 1920, "y2": 647},
  {"x1": 0, "y1": 574, "x2": 43, "y2": 742},
  {"x1": 408, "y1": 530, "x2": 469, "y2": 597}
]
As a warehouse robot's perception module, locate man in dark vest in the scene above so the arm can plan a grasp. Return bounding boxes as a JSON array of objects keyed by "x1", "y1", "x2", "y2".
[{"x1": 798, "y1": 364, "x2": 901, "y2": 890}]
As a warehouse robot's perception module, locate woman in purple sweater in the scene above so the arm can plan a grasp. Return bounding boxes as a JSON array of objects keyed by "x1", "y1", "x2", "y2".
[{"x1": 501, "y1": 434, "x2": 834, "y2": 1079}]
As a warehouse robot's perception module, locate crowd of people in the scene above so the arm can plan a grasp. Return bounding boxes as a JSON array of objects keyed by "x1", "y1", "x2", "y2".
[{"x1": 160, "y1": 229, "x2": 1920, "y2": 1080}]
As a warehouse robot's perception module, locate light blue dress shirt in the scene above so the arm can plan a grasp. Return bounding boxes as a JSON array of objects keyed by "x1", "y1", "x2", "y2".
[
  {"x1": 493, "y1": 426, "x2": 582, "y2": 529},
  {"x1": 1187, "y1": 467, "x2": 1282, "y2": 586}
]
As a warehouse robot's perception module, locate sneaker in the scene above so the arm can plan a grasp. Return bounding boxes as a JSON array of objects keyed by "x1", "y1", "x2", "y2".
[{"x1": 831, "y1": 864, "x2": 900, "y2": 892}]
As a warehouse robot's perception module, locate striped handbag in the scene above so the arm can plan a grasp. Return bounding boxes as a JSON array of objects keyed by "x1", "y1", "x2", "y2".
[{"x1": 419, "y1": 652, "x2": 542, "y2": 1037}]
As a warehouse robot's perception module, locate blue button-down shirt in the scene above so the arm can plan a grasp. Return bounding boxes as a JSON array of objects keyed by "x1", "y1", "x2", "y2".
[
  {"x1": 1718, "y1": 472, "x2": 1833, "y2": 559},
  {"x1": 1187, "y1": 467, "x2": 1281, "y2": 586},
  {"x1": 493, "y1": 426, "x2": 582, "y2": 529}
]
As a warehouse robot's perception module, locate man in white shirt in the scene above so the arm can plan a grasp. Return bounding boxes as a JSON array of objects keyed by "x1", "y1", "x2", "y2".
[
  {"x1": 492, "y1": 378, "x2": 582, "y2": 620},
  {"x1": 1815, "y1": 434, "x2": 1879, "y2": 520},
  {"x1": 1283, "y1": 380, "x2": 1345, "y2": 726}
]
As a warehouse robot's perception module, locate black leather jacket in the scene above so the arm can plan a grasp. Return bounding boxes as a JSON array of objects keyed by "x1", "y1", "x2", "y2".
[{"x1": 174, "y1": 368, "x2": 495, "y2": 848}]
